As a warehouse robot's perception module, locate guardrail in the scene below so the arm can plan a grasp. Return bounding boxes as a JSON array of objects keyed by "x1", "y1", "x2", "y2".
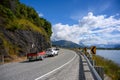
[{"x1": 82, "y1": 52, "x2": 103, "y2": 80}]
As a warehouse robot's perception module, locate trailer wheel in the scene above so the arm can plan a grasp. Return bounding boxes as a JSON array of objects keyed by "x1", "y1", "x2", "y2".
[
  {"x1": 28, "y1": 59, "x2": 31, "y2": 62},
  {"x1": 40, "y1": 56, "x2": 44, "y2": 60}
]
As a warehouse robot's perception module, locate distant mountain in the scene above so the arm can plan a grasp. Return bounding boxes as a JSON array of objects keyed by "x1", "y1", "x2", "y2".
[
  {"x1": 52, "y1": 40, "x2": 84, "y2": 48},
  {"x1": 114, "y1": 44, "x2": 120, "y2": 48},
  {"x1": 91, "y1": 44, "x2": 120, "y2": 48},
  {"x1": 52, "y1": 40, "x2": 120, "y2": 49}
]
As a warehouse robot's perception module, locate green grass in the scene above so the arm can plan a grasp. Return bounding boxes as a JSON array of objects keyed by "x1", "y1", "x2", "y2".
[
  {"x1": 6, "y1": 19, "x2": 49, "y2": 41},
  {"x1": 92, "y1": 55, "x2": 120, "y2": 80},
  {"x1": 7, "y1": 19, "x2": 47, "y2": 35}
]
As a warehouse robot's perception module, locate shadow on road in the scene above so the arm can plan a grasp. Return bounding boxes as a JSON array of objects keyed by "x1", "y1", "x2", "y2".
[
  {"x1": 19, "y1": 56, "x2": 55, "y2": 63},
  {"x1": 79, "y1": 54, "x2": 86, "y2": 80},
  {"x1": 20, "y1": 59, "x2": 42, "y2": 63},
  {"x1": 76, "y1": 51, "x2": 86, "y2": 80}
]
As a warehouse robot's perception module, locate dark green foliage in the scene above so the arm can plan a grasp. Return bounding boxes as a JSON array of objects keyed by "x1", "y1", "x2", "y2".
[
  {"x1": 0, "y1": 0, "x2": 52, "y2": 38},
  {"x1": 0, "y1": 5, "x2": 15, "y2": 19},
  {"x1": 0, "y1": 4, "x2": 15, "y2": 27},
  {"x1": 18, "y1": 4, "x2": 28, "y2": 18},
  {"x1": 44, "y1": 21, "x2": 52, "y2": 37},
  {"x1": 40, "y1": 18, "x2": 52, "y2": 38},
  {"x1": 0, "y1": 0, "x2": 11, "y2": 8},
  {"x1": 0, "y1": 0, "x2": 20, "y2": 13}
]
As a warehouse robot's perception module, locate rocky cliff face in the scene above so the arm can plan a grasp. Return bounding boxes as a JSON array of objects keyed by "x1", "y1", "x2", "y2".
[
  {"x1": 0, "y1": 28, "x2": 51, "y2": 57},
  {"x1": 0, "y1": 0, "x2": 52, "y2": 60},
  {"x1": 0, "y1": 0, "x2": 52, "y2": 61}
]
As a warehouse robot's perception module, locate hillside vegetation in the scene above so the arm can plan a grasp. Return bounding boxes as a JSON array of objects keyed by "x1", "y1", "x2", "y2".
[
  {"x1": 93, "y1": 55, "x2": 120, "y2": 80},
  {"x1": 0, "y1": 0, "x2": 52, "y2": 38},
  {"x1": 0, "y1": 0, "x2": 52, "y2": 63}
]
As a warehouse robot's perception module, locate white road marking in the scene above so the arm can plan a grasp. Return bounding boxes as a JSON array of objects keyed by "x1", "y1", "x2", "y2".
[{"x1": 35, "y1": 52, "x2": 77, "y2": 80}]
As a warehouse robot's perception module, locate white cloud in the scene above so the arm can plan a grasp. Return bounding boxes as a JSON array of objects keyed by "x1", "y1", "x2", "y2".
[
  {"x1": 51, "y1": 12, "x2": 120, "y2": 45},
  {"x1": 37, "y1": 11, "x2": 44, "y2": 17},
  {"x1": 52, "y1": 23, "x2": 85, "y2": 44},
  {"x1": 79, "y1": 12, "x2": 120, "y2": 29},
  {"x1": 38, "y1": 13, "x2": 44, "y2": 17}
]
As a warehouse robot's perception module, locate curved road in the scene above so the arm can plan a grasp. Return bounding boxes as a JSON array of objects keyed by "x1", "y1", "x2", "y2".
[{"x1": 0, "y1": 49, "x2": 78, "y2": 80}]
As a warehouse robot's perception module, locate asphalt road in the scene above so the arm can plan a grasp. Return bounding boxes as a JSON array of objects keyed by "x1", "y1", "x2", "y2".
[{"x1": 0, "y1": 49, "x2": 79, "y2": 80}]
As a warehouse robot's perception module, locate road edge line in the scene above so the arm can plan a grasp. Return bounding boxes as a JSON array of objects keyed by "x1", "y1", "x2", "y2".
[{"x1": 35, "y1": 52, "x2": 77, "y2": 80}]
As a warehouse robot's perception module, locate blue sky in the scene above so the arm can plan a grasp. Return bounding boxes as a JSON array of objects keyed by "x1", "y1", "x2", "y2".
[
  {"x1": 20, "y1": 0, "x2": 120, "y2": 25},
  {"x1": 20, "y1": 0, "x2": 120, "y2": 45}
]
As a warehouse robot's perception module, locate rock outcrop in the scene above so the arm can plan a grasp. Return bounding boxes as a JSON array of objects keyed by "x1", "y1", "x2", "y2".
[
  {"x1": 0, "y1": 28, "x2": 51, "y2": 57},
  {"x1": 0, "y1": 0, "x2": 52, "y2": 59}
]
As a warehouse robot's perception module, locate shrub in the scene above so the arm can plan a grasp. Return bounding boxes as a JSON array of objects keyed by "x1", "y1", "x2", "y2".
[{"x1": 93, "y1": 55, "x2": 120, "y2": 80}]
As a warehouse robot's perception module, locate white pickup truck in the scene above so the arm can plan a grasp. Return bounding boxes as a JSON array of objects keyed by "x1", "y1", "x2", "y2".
[{"x1": 46, "y1": 48, "x2": 58, "y2": 57}]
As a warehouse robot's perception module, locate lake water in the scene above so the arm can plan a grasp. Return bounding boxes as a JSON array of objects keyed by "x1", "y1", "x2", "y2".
[
  {"x1": 88, "y1": 49, "x2": 120, "y2": 65},
  {"x1": 96, "y1": 50, "x2": 120, "y2": 65}
]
